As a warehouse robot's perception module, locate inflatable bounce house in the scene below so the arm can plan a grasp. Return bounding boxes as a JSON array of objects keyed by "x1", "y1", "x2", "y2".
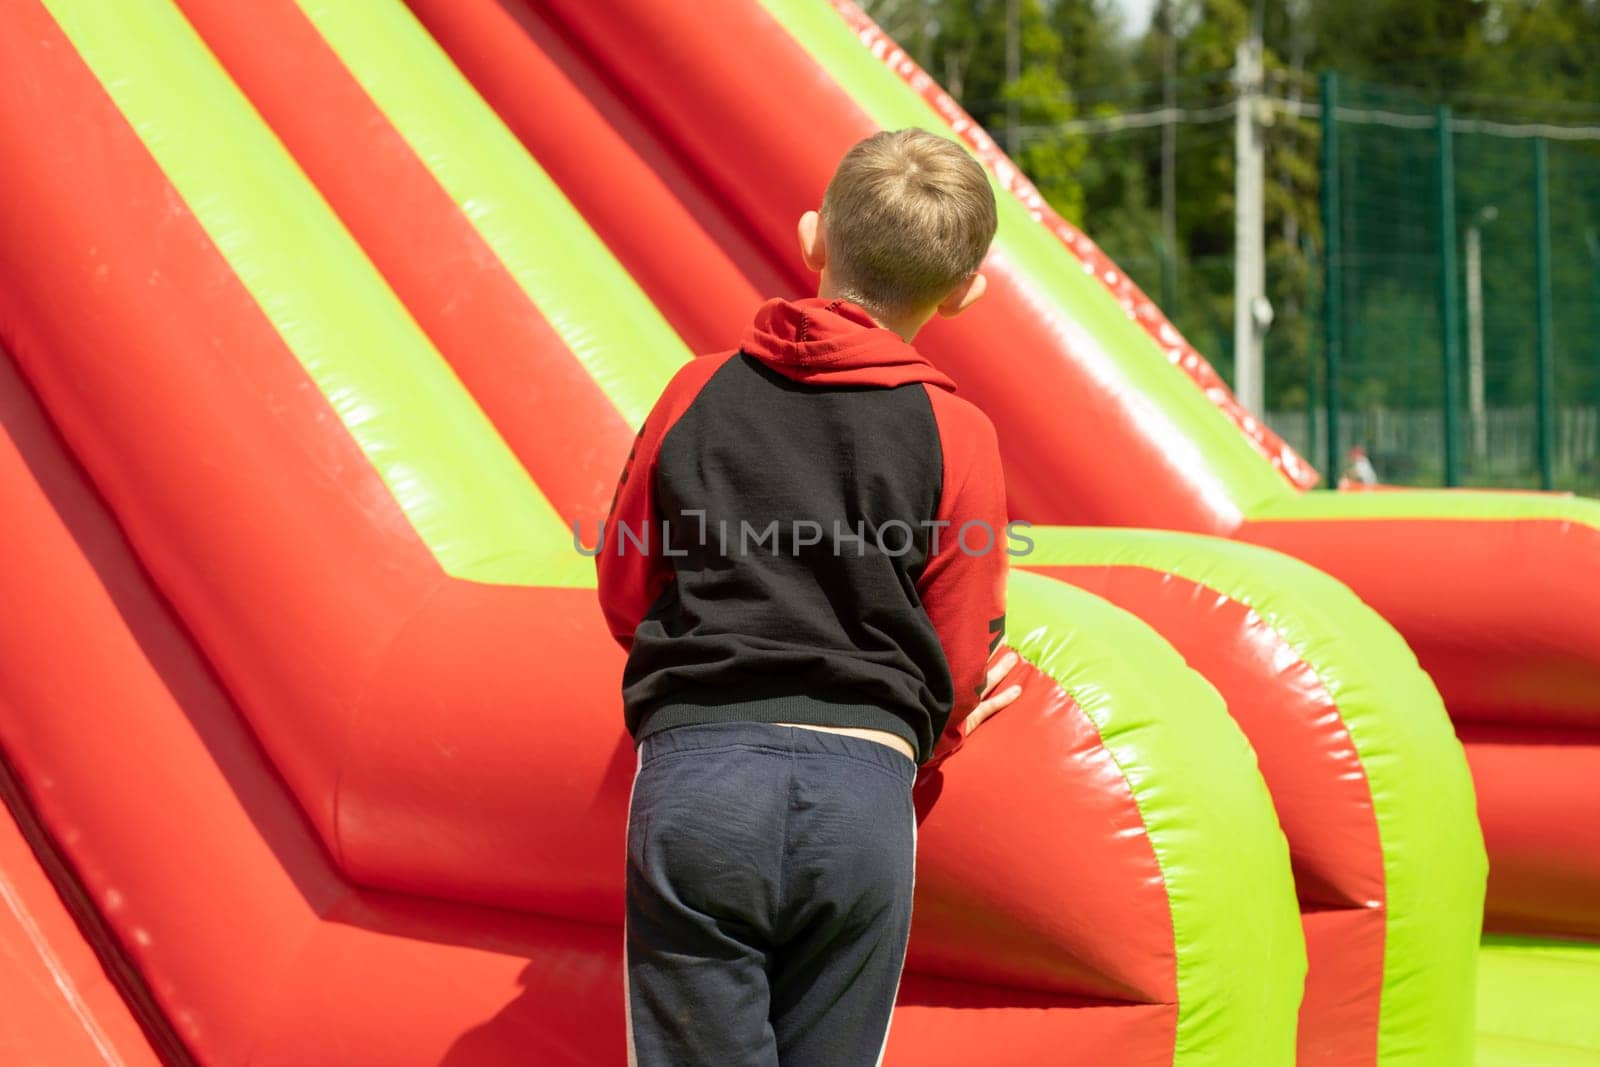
[{"x1": 1, "y1": 0, "x2": 1596, "y2": 1063}]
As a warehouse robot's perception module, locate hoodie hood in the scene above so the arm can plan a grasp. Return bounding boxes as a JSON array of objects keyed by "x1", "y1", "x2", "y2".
[{"x1": 739, "y1": 297, "x2": 957, "y2": 392}]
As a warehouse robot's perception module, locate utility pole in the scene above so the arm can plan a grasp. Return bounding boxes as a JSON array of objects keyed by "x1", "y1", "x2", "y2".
[
  {"x1": 1233, "y1": 15, "x2": 1269, "y2": 415},
  {"x1": 1465, "y1": 223, "x2": 1487, "y2": 459},
  {"x1": 1321, "y1": 71, "x2": 1342, "y2": 474},
  {"x1": 1285, "y1": 0, "x2": 1310, "y2": 463},
  {"x1": 1589, "y1": 229, "x2": 1600, "y2": 410},
  {"x1": 1437, "y1": 106, "x2": 1462, "y2": 487},
  {"x1": 1533, "y1": 137, "x2": 1555, "y2": 489},
  {"x1": 1160, "y1": 0, "x2": 1177, "y2": 313},
  {"x1": 1283, "y1": 1, "x2": 1305, "y2": 254},
  {"x1": 914, "y1": 0, "x2": 931, "y2": 72},
  {"x1": 1466, "y1": 204, "x2": 1497, "y2": 461},
  {"x1": 1005, "y1": 0, "x2": 1020, "y2": 156}
]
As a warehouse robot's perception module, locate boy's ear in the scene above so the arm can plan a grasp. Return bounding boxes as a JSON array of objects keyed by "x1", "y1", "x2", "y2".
[
  {"x1": 797, "y1": 210, "x2": 828, "y2": 273},
  {"x1": 936, "y1": 271, "x2": 988, "y2": 318}
]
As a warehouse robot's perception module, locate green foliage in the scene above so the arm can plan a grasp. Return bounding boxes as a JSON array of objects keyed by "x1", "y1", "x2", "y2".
[
  {"x1": 859, "y1": 0, "x2": 1600, "y2": 492},
  {"x1": 1007, "y1": 64, "x2": 1090, "y2": 220},
  {"x1": 907, "y1": 0, "x2": 1095, "y2": 219}
]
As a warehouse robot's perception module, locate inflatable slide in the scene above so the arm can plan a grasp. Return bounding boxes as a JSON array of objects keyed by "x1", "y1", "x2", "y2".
[{"x1": 0, "y1": 0, "x2": 1590, "y2": 1064}]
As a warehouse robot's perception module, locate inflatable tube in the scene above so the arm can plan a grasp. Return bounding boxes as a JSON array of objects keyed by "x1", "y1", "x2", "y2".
[
  {"x1": 167, "y1": 0, "x2": 698, "y2": 525},
  {"x1": 0, "y1": 0, "x2": 635, "y2": 921},
  {"x1": 1021, "y1": 529, "x2": 1485, "y2": 1063},
  {"x1": 1456, "y1": 724, "x2": 1600, "y2": 938},
  {"x1": 983, "y1": 572, "x2": 1304, "y2": 1063},
  {"x1": 0, "y1": 347, "x2": 625, "y2": 1065},
  {"x1": 1240, "y1": 493, "x2": 1600, "y2": 730},
  {"x1": 168, "y1": 0, "x2": 690, "y2": 529},
  {"x1": 1238, "y1": 494, "x2": 1600, "y2": 937}
]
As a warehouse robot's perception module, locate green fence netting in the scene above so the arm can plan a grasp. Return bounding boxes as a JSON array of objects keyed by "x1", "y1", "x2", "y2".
[{"x1": 1315, "y1": 73, "x2": 1600, "y2": 492}]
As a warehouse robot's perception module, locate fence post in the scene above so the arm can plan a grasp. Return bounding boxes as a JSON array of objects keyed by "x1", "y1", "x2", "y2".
[
  {"x1": 1533, "y1": 137, "x2": 1554, "y2": 490},
  {"x1": 1437, "y1": 107, "x2": 1462, "y2": 486},
  {"x1": 1589, "y1": 229, "x2": 1600, "y2": 428},
  {"x1": 1320, "y1": 71, "x2": 1341, "y2": 479}
]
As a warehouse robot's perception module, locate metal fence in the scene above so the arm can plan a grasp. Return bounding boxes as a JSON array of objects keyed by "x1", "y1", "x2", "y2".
[
  {"x1": 1269, "y1": 406, "x2": 1600, "y2": 489},
  {"x1": 1318, "y1": 74, "x2": 1600, "y2": 492}
]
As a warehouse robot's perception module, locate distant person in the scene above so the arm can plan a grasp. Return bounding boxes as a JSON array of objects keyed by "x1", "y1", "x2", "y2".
[
  {"x1": 597, "y1": 128, "x2": 1024, "y2": 1065},
  {"x1": 1342, "y1": 443, "x2": 1379, "y2": 488}
]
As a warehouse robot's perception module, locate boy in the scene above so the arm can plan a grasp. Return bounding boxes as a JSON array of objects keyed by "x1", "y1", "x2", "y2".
[{"x1": 598, "y1": 128, "x2": 1022, "y2": 1066}]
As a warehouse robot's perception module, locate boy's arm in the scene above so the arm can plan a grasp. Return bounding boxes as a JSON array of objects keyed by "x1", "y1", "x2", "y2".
[
  {"x1": 595, "y1": 353, "x2": 735, "y2": 652},
  {"x1": 917, "y1": 393, "x2": 1010, "y2": 770},
  {"x1": 595, "y1": 416, "x2": 670, "y2": 653}
]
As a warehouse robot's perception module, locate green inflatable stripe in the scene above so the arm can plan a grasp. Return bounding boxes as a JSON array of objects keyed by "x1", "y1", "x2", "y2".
[
  {"x1": 1023, "y1": 527, "x2": 1488, "y2": 1064},
  {"x1": 42, "y1": 0, "x2": 588, "y2": 587},
  {"x1": 1477, "y1": 937, "x2": 1600, "y2": 1062},
  {"x1": 290, "y1": 0, "x2": 692, "y2": 431},
  {"x1": 1255, "y1": 488, "x2": 1600, "y2": 527},
  {"x1": 756, "y1": 0, "x2": 1295, "y2": 522},
  {"x1": 1476, "y1": 1035, "x2": 1600, "y2": 1067},
  {"x1": 1006, "y1": 569, "x2": 1305, "y2": 1064}
]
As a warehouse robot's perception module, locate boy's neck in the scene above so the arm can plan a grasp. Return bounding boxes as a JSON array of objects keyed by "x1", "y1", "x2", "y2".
[{"x1": 815, "y1": 282, "x2": 932, "y2": 343}]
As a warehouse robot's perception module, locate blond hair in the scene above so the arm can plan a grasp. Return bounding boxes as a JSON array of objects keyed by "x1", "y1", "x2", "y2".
[{"x1": 820, "y1": 128, "x2": 998, "y2": 318}]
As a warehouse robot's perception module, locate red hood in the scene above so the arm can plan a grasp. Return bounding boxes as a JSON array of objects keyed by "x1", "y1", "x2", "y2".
[{"x1": 739, "y1": 297, "x2": 957, "y2": 391}]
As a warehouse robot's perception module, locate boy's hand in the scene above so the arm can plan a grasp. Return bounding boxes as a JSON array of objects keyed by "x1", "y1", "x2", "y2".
[{"x1": 964, "y1": 644, "x2": 1024, "y2": 735}]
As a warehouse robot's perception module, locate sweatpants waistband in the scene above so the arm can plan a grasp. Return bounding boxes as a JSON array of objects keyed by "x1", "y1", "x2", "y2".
[{"x1": 639, "y1": 719, "x2": 917, "y2": 786}]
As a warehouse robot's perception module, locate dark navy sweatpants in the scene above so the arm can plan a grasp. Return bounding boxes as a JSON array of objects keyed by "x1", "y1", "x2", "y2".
[{"x1": 624, "y1": 719, "x2": 919, "y2": 1066}]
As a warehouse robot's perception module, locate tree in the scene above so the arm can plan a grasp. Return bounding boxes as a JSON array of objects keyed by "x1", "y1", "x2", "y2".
[
  {"x1": 860, "y1": 0, "x2": 1600, "y2": 435},
  {"x1": 862, "y1": 1, "x2": 1091, "y2": 219}
]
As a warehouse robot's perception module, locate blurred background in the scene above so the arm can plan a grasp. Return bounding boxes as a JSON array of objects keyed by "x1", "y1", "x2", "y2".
[{"x1": 861, "y1": 0, "x2": 1600, "y2": 492}]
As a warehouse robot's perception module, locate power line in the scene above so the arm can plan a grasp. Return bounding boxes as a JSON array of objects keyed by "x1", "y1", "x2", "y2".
[
  {"x1": 964, "y1": 68, "x2": 1236, "y2": 111},
  {"x1": 1017, "y1": 99, "x2": 1237, "y2": 137},
  {"x1": 1018, "y1": 95, "x2": 1600, "y2": 142},
  {"x1": 1276, "y1": 97, "x2": 1600, "y2": 141}
]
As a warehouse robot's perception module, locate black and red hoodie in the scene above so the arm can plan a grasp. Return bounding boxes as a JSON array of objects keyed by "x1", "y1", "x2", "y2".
[{"x1": 596, "y1": 297, "x2": 1009, "y2": 770}]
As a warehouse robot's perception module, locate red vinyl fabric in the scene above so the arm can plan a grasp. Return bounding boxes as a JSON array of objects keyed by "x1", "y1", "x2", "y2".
[
  {"x1": 0, "y1": 1, "x2": 1251, "y2": 1061},
  {"x1": 1238, "y1": 517, "x2": 1600, "y2": 732},
  {"x1": 166, "y1": 0, "x2": 634, "y2": 526},
  {"x1": 1240, "y1": 515, "x2": 1600, "y2": 938},
  {"x1": 0, "y1": 348, "x2": 627, "y2": 1064},
  {"x1": 1456, "y1": 724, "x2": 1600, "y2": 939},
  {"x1": 0, "y1": 769, "x2": 163, "y2": 1067},
  {"x1": 1036, "y1": 565, "x2": 1387, "y2": 1065},
  {"x1": 0, "y1": 0, "x2": 1582, "y2": 1060},
  {"x1": 0, "y1": 0, "x2": 647, "y2": 922}
]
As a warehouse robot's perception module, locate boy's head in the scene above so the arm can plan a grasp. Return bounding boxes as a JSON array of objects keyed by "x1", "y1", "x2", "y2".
[{"x1": 799, "y1": 128, "x2": 998, "y2": 336}]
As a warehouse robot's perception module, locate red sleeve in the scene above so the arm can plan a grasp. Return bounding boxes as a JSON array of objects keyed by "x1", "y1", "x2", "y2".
[
  {"x1": 596, "y1": 353, "x2": 733, "y2": 652},
  {"x1": 916, "y1": 390, "x2": 1010, "y2": 770}
]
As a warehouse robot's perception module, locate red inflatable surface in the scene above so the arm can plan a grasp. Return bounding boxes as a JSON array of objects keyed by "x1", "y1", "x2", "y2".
[
  {"x1": 0, "y1": 1, "x2": 1308, "y2": 1063},
  {"x1": 0, "y1": 0, "x2": 1590, "y2": 1064}
]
